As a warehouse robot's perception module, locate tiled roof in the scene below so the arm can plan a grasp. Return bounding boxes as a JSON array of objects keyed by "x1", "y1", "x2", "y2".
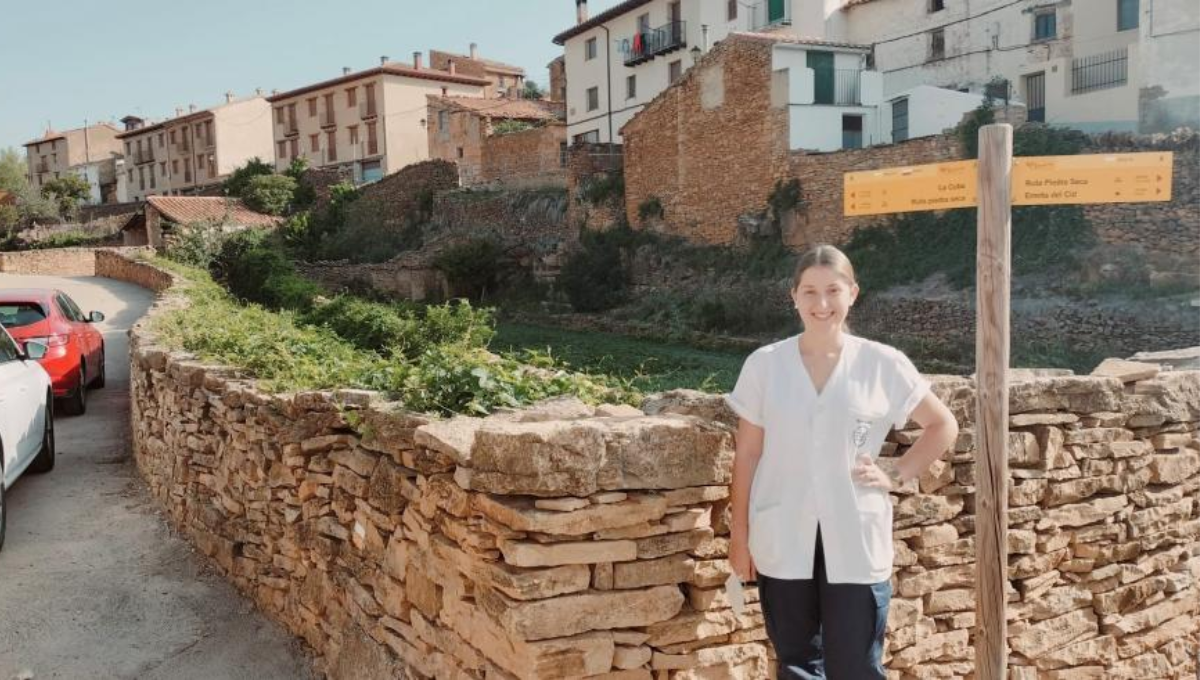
[
  {"x1": 24, "y1": 122, "x2": 121, "y2": 147},
  {"x1": 142, "y1": 196, "x2": 281, "y2": 228},
  {"x1": 553, "y1": 0, "x2": 655, "y2": 45},
  {"x1": 733, "y1": 31, "x2": 872, "y2": 50},
  {"x1": 429, "y1": 96, "x2": 565, "y2": 121},
  {"x1": 268, "y1": 65, "x2": 489, "y2": 103},
  {"x1": 437, "y1": 51, "x2": 526, "y2": 76}
]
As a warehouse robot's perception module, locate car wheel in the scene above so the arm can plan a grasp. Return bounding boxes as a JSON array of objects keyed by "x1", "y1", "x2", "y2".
[
  {"x1": 91, "y1": 347, "x2": 106, "y2": 389},
  {"x1": 30, "y1": 394, "x2": 55, "y2": 474},
  {"x1": 62, "y1": 364, "x2": 87, "y2": 416}
]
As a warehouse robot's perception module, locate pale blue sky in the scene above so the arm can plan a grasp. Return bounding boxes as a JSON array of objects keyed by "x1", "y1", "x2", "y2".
[{"x1": 0, "y1": 0, "x2": 623, "y2": 152}]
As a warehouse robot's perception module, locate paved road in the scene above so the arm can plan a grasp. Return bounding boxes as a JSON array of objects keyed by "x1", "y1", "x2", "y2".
[{"x1": 0, "y1": 274, "x2": 314, "y2": 680}]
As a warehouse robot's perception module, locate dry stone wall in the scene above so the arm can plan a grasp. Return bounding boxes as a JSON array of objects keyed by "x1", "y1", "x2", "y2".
[
  {"x1": 0, "y1": 246, "x2": 150, "y2": 276},
  {"x1": 119, "y1": 254, "x2": 1200, "y2": 680}
]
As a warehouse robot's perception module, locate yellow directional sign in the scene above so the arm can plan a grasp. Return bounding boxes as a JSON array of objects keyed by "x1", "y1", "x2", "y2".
[
  {"x1": 844, "y1": 160, "x2": 979, "y2": 216},
  {"x1": 1011, "y1": 152, "x2": 1173, "y2": 205}
]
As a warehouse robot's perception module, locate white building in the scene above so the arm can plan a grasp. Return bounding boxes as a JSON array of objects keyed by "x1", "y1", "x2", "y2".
[
  {"x1": 555, "y1": 0, "x2": 851, "y2": 144},
  {"x1": 841, "y1": 0, "x2": 1200, "y2": 134}
]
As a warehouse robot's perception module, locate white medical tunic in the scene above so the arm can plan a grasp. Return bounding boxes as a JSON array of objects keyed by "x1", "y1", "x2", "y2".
[{"x1": 725, "y1": 333, "x2": 929, "y2": 584}]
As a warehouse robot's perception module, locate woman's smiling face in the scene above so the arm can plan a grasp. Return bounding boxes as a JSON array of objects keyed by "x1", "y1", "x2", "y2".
[{"x1": 791, "y1": 265, "x2": 858, "y2": 331}]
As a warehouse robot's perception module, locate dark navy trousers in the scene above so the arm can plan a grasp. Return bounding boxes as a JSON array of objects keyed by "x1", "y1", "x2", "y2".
[{"x1": 757, "y1": 528, "x2": 891, "y2": 679}]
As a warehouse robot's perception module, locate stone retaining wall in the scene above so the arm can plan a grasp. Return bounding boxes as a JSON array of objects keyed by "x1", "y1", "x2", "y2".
[
  {"x1": 0, "y1": 246, "x2": 150, "y2": 277},
  {"x1": 118, "y1": 252, "x2": 1200, "y2": 679}
]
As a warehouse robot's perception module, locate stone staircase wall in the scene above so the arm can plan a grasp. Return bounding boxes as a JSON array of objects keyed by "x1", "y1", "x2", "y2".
[{"x1": 115, "y1": 254, "x2": 1200, "y2": 679}]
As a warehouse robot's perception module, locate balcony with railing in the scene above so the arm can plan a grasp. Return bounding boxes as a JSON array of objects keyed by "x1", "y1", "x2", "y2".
[
  {"x1": 320, "y1": 110, "x2": 337, "y2": 129},
  {"x1": 35, "y1": 161, "x2": 50, "y2": 174},
  {"x1": 282, "y1": 117, "x2": 299, "y2": 136},
  {"x1": 624, "y1": 21, "x2": 687, "y2": 67},
  {"x1": 134, "y1": 149, "x2": 156, "y2": 165},
  {"x1": 359, "y1": 100, "x2": 378, "y2": 119},
  {"x1": 361, "y1": 140, "x2": 380, "y2": 158}
]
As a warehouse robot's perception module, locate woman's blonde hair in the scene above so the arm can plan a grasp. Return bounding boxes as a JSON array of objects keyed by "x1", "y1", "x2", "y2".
[{"x1": 791, "y1": 244, "x2": 857, "y2": 290}]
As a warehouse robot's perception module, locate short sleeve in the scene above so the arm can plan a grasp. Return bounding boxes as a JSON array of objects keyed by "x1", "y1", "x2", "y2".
[
  {"x1": 886, "y1": 349, "x2": 930, "y2": 429},
  {"x1": 725, "y1": 351, "x2": 766, "y2": 427}
]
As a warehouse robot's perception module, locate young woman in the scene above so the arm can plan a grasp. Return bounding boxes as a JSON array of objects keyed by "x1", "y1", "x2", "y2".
[{"x1": 725, "y1": 244, "x2": 959, "y2": 679}]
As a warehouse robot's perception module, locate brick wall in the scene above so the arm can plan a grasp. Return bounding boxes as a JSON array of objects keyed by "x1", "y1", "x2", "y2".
[
  {"x1": 782, "y1": 135, "x2": 965, "y2": 248},
  {"x1": 622, "y1": 35, "x2": 789, "y2": 245},
  {"x1": 566, "y1": 143, "x2": 624, "y2": 231},
  {"x1": 0, "y1": 247, "x2": 99, "y2": 275},
  {"x1": 620, "y1": 38, "x2": 1199, "y2": 256},
  {"x1": 347, "y1": 160, "x2": 459, "y2": 231},
  {"x1": 428, "y1": 101, "x2": 486, "y2": 185},
  {"x1": 478, "y1": 125, "x2": 567, "y2": 189},
  {"x1": 122, "y1": 261, "x2": 1200, "y2": 679}
]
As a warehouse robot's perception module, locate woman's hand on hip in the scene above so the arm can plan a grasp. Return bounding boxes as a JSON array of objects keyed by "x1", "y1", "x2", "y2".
[
  {"x1": 730, "y1": 536, "x2": 756, "y2": 582},
  {"x1": 852, "y1": 454, "x2": 895, "y2": 490}
]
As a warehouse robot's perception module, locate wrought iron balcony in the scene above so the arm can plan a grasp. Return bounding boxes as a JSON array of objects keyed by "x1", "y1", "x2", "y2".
[{"x1": 624, "y1": 21, "x2": 686, "y2": 67}]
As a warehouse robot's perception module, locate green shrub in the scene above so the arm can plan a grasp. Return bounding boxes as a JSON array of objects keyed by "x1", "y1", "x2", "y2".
[
  {"x1": 242, "y1": 174, "x2": 297, "y2": 215},
  {"x1": 434, "y1": 239, "x2": 503, "y2": 300},
  {"x1": 211, "y1": 229, "x2": 319, "y2": 312},
  {"x1": 686, "y1": 283, "x2": 794, "y2": 335},
  {"x1": 164, "y1": 220, "x2": 231, "y2": 270},
  {"x1": 637, "y1": 196, "x2": 663, "y2": 222},
  {"x1": 767, "y1": 178, "x2": 803, "y2": 223},
  {"x1": 559, "y1": 229, "x2": 631, "y2": 312},
  {"x1": 40, "y1": 174, "x2": 91, "y2": 217},
  {"x1": 1013, "y1": 125, "x2": 1089, "y2": 157},
  {"x1": 578, "y1": 172, "x2": 624, "y2": 206},
  {"x1": 222, "y1": 158, "x2": 275, "y2": 198},
  {"x1": 492, "y1": 119, "x2": 535, "y2": 135}
]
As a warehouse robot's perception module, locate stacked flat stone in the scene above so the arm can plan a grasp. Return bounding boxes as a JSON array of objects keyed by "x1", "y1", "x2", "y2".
[{"x1": 121, "y1": 255, "x2": 1200, "y2": 680}]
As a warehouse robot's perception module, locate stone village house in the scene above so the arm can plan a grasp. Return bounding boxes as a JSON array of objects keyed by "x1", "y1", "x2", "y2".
[
  {"x1": 121, "y1": 195, "x2": 280, "y2": 249},
  {"x1": 426, "y1": 96, "x2": 567, "y2": 187}
]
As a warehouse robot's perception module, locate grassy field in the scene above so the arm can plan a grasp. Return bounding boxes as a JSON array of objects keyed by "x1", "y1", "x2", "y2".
[{"x1": 492, "y1": 322, "x2": 747, "y2": 394}]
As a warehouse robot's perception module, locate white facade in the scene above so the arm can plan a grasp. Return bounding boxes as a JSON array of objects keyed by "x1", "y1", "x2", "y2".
[
  {"x1": 70, "y1": 162, "x2": 104, "y2": 205},
  {"x1": 773, "y1": 43, "x2": 884, "y2": 151},
  {"x1": 558, "y1": 0, "x2": 850, "y2": 143},
  {"x1": 842, "y1": 0, "x2": 1199, "y2": 133},
  {"x1": 881, "y1": 85, "x2": 985, "y2": 143}
]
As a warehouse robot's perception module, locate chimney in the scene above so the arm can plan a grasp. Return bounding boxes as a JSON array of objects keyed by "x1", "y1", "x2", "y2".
[
  {"x1": 469, "y1": 42, "x2": 479, "y2": 60},
  {"x1": 175, "y1": 107, "x2": 183, "y2": 117},
  {"x1": 225, "y1": 91, "x2": 235, "y2": 103},
  {"x1": 380, "y1": 55, "x2": 389, "y2": 66},
  {"x1": 343, "y1": 66, "x2": 352, "y2": 75},
  {"x1": 189, "y1": 104, "x2": 197, "y2": 113},
  {"x1": 271, "y1": 89, "x2": 279, "y2": 96},
  {"x1": 448, "y1": 59, "x2": 456, "y2": 75},
  {"x1": 576, "y1": 0, "x2": 588, "y2": 24},
  {"x1": 413, "y1": 51, "x2": 423, "y2": 69},
  {"x1": 255, "y1": 87, "x2": 263, "y2": 96}
]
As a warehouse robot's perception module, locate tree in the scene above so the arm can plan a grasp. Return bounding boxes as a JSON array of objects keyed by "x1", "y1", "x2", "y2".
[
  {"x1": 41, "y1": 174, "x2": 92, "y2": 216},
  {"x1": 0, "y1": 147, "x2": 29, "y2": 195},
  {"x1": 222, "y1": 157, "x2": 275, "y2": 197},
  {"x1": 522, "y1": 81, "x2": 545, "y2": 100},
  {"x1": 242, "y1": 174, "x2": 297, "y2": 216}
]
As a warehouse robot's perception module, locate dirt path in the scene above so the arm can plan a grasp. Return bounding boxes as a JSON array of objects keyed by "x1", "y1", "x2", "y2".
[{"x1": 0, "y1": 274, "x2": 314, "y2": 680}]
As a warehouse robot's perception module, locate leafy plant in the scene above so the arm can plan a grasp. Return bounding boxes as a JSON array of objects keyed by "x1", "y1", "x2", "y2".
[
  {"x1": 492, "y1": 119, "x2": 536, "y2": 135},
  {"x1": 578, "y1": 172, "x2": 624, "y2": 206},
  {"x1": 41, "y1": 174, "x2": 92, "y2": 216},
  {"x1": 767, "y1": 178, "x2": 803, "y2": 222},
  {"x1": 637, "y1": 196, "x2": 664, "y2": 222},
  {"x1": 222, "y1": 157, "x2": 275, "y2": 198},
  {"x1": 434, "y1": 239, "x2": 503, "y2": 300},
  {"x1": 242, "y1": 174, "x2": 297, "y2": 216},
  {"x1": 559, "y1": 228, "x2": 633, "y2": 312},
  {"x1": 163, "y1": 220, "x2": 231, "y2": 269}
]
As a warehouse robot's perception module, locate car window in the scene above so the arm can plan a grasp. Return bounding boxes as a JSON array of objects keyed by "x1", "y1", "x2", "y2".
[
  {"x1": 0, "y1": 302, "x2": 47, "y2": 329},
  {"x1": 62, "y1": 294, "x2": 88, "y2": 321},
  {"x1": 55, "y1": 294, "x2": 83, "y2": 322},
  {"x1": 0, "y1": 328, "x2": 20, "y2": 363}
]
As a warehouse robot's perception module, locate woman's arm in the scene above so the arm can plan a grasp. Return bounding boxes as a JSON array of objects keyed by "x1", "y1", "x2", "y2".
[
  {"x1": 894, "y1": 392, "x2": 959, "y2": 483},
  {"x1": 730, "y1": 417, "x2": 765, "y2": 581},
  {"x1": 854, "y1": 392, "x2": 959, "y2": 489}
]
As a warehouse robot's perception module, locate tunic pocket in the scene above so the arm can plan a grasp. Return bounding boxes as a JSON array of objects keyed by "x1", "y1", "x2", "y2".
[
  {"x1": 858, "y1": 503, "x2": 894, "y2": 572},
  {"x1": 748, "y1": 502, "x2": 784, "y2": 568}
]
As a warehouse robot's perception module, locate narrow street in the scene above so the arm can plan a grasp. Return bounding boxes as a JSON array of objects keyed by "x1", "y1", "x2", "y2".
[{"x1": 0, "y1": 274, "x2": 313, "y2": 679}]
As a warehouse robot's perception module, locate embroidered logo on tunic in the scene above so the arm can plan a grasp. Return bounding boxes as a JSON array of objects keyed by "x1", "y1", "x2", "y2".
[{"x1": 852, "y1": 419, "x2": 872, "y2": 450}]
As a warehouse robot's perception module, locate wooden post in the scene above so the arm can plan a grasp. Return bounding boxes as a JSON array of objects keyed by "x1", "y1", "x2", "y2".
[{"x1": 975, "y1": 123, "x2": 1012, "y2": 679}]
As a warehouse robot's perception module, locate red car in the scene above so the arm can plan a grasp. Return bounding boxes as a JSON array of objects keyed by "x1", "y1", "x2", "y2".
[{"x1": 0, "y1": 289, "x2": 106, "y2": 415}]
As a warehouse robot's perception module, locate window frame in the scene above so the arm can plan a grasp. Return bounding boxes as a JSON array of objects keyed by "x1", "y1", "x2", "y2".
[
  {"x1": 1117, "y1": 0, "x2": 1138, "y2": 31},
  {"x1": 585, "y1": 37, "x2": 598, "y2": 61},
  {"x1": 586, "y1": 86, "x2": 600, "y2": 112},
  {"x1": 668, "y1": 60, "x2": 683, "y2": 84},
  {"x1": 627, "y1": 74, "x2": 637, "y2": 100},
  {"x1": 727, "y1": 0, "x2": 738, "y2": 21},
  {"x1": 1033, "y1": 10, "x2": 1056, "y2": 42},
  {"x1": 928, "y1": 28, "x2": 946, "y2": 60}
]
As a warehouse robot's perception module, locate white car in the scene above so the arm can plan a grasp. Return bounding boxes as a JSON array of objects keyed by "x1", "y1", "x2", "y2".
[{"x1": 0, "y1": 326, "x2": 55, "y2": 551}]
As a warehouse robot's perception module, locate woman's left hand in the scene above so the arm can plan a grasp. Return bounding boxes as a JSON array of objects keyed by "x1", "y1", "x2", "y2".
[{"x1": 852, "y1": 454, "x2": 895, "y2": 490}]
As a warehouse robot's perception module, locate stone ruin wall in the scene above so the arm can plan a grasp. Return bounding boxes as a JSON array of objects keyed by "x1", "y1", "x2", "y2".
[{"x1": 90, "y1": 252, "x2": 1200, "y2": 679}]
